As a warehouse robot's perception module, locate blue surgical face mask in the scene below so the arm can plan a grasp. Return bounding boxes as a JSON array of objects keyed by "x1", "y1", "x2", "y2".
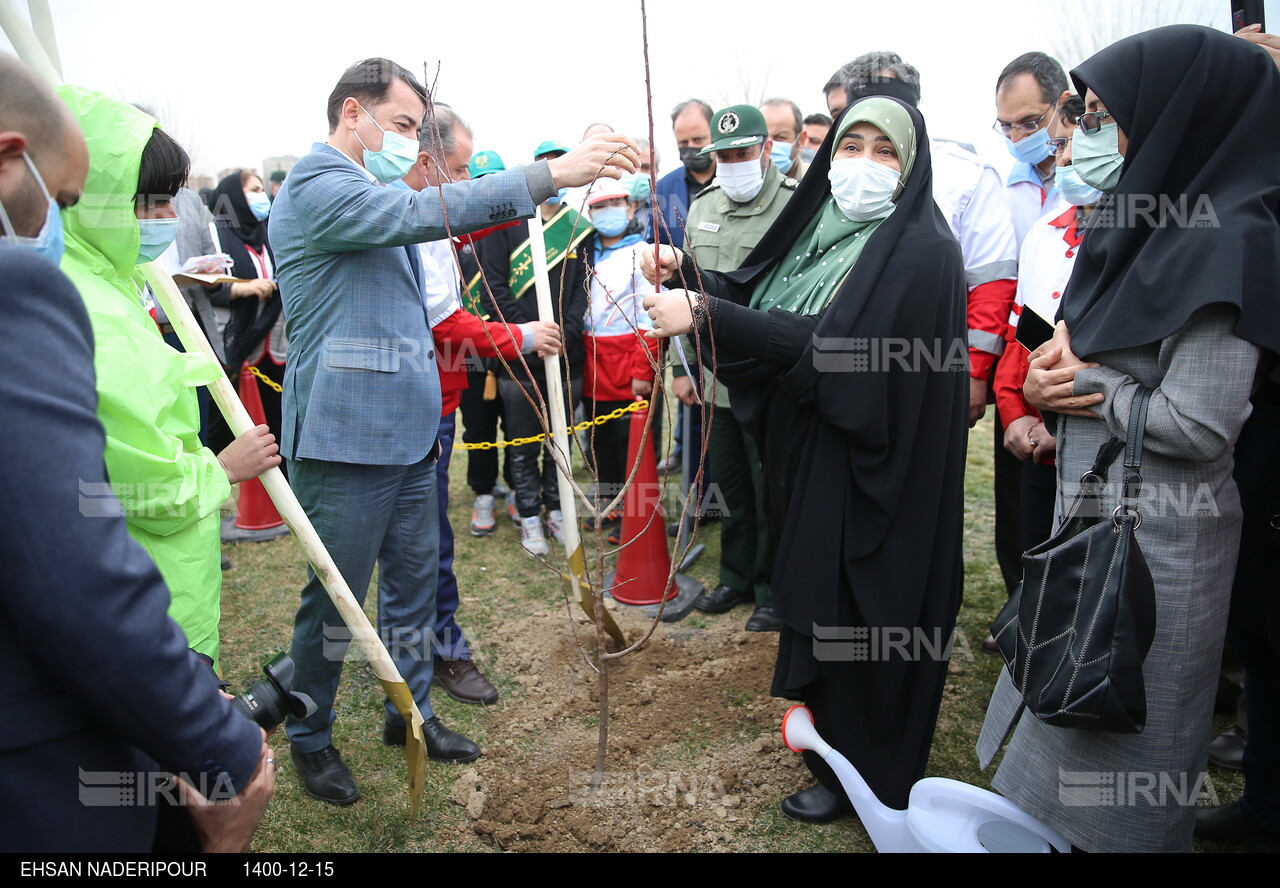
[
  {"x1": 0, "y1": 152, "x2": 65, "y2": 267},
  {"x1": 799, "y1": 146, "x2": 817, "y2": 164},
  {"x1": 591, "y1": 207, "x2": 629, "y2": 237},
  {"x1": 1005, "y1": 125, "x2": 1053, "y2": 166},
  {"x1": 1071, "y1": 123, "x2": 1125, "y2": 194},
  {"x1": 137, "y1": 216, "x2": 180, "y2": 264},
  {"x1": 770, "y1": 139, "x2": 795, "y2": 175},
  {"x1": 1054, "y1": 164, "x2": 1104, "y2": 207},
  {"x1": 545, "y1": 187, "x2": 568, "y2": 206},
  {"x1": 628, "y1": 174, "x2": 652, "y2": 204},
  {"x1": 353, "y1": 100, "x2": 420, "y2": 184},
  {"x1": 246, "y1": 190, "x2": 271, "y2": 221}
]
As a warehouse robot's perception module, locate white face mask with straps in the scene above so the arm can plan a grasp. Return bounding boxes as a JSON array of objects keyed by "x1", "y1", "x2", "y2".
[
  {"x1": 828, "y1": 157, "x2": 901, "y2": 222},
  {"x1": 716, "y1": 157, "x2": 765, "y2": 204}
]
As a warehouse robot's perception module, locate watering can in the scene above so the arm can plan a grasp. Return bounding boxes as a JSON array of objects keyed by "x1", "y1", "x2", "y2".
[{"x1": 781, "y1": 705, "x2": 1070, "y2": 853}]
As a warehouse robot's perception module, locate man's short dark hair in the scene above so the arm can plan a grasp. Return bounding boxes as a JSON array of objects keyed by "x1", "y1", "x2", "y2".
[
  {"x1": 670, "y1": 99, "x2": 713, "y2": 127},
  {"x1": 996, "y1": 52, "x2": 1068, "y2": 104},
  {"x1": 804, "y1": 113, "x2": 833, "y2": 127},
  {"x1": 135, "y1": 127, "x2": 189, "y2": 204},
  {"x1": 837, "y1": 51, "x2": 922, "y2": 100},
  {"x1": 326, "y1": 58, "x2": 427, "y2": 132},
  {"x1": 760, "y1": 98, "x2": 803, "y2": 136},
  {"x1": 1059, "y1": 93, "x2": 1085, "y2": 126}
]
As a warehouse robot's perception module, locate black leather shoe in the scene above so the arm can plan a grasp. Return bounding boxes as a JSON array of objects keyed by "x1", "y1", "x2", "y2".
[
  {"x1": 745, "y1": 606, "x2": 782, "y2": 632},
  {"x1": 290, "y1": 744, "x2": 360, "y2": 806},
  {"x1": 780, "y1": 783, "x2": 852, "y2": 824},
  {"x1": 693, "y1": 585, "x2": 746, "y2": 614},
  {"x1": 1195, "y1": 800, "x2": 1280, "y2": 844},
  {"x1": 1207, "y1": 724, "x2": 1248, "y2": 771},
  {"x1": 384, "y1": 717, "x2": 482, "y2": 763}
]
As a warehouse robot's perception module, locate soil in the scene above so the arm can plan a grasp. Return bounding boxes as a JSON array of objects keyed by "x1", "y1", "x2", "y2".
[{"x1": 448, "y1": 604, "x2": 823, "y2": 853}]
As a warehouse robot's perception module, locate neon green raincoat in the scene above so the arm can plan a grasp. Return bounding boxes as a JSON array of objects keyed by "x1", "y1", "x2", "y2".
[{"x1": 57, "y1": 87, "x2": 229, "y2": 662}]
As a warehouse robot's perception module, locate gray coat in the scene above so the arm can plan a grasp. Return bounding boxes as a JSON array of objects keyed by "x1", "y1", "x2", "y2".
[{"x1": 978, "y1": 303, "x2": 1261, "y2": 852}]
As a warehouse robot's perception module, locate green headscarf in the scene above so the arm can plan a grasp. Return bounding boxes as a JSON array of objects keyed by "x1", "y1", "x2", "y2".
[{"x1": 749, "y1": 97, "x2": 918, "y2": 315}]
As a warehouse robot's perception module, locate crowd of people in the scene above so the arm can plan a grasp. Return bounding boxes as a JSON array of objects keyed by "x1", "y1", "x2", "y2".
[{"x1": 2, "y1": 18, "x2": 1279, "y2": 854}]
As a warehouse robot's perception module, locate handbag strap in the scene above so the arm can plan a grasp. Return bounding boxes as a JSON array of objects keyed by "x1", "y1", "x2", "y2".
[{"x1": 1117, "y1": 387, "x2": 1153, "y2": 525}]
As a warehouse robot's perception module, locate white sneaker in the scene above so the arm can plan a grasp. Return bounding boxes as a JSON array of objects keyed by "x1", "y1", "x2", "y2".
[
  {"x1": 519, "y1": 515, "x2": 549, "y2": 556},
  {"x1": 470, "y1": 495, "x2": 496, "y2": 536},
  {"x1": 546, "y1": 509, "x2": 565, "y2": 545}
]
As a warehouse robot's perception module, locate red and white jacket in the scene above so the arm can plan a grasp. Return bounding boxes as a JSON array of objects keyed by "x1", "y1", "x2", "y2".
[{"x1": 993, "y1": 199, "x2": 1080, "y2": 457}]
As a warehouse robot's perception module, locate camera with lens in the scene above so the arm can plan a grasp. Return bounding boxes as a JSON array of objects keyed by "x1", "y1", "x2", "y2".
[{"x1": 229, "y1": 652, "x2": 317, "y2": 730}]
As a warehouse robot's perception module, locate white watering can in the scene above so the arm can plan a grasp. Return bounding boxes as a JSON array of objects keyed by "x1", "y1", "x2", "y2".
[{"x1": 781, "y1": 705, "x2": 1070, "y2": 853}]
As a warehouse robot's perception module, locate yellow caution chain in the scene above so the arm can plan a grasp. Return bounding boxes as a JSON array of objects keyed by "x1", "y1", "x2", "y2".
[{"x1": 456, "y1": 399, "x2": 649, "y2": 450}]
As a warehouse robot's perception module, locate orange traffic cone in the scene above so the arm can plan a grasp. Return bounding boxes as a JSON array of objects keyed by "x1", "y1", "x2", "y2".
[
  {"x1": 220, "y1": 364, "x2": 290, "y2": 543},
  {"x1": 606, "y1": 402, "x2": 702, "y2": 620}
]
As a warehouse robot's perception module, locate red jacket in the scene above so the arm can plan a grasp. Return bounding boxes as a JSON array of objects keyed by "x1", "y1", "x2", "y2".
[{"x1": 433, "y1": 309, "x2": 524, "y2": 416}]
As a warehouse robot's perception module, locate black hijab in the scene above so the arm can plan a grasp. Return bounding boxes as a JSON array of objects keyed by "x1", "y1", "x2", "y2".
[
  {"x1": 705, "y1": 97, "x2": 968, "y2": 624},
  {"x1": 210, "y1": 172, "x2": 268, "y2": 254},
  {"x1": 209, "y1": 171, "x2": 280, "y2": 370},
  {"x1": 1062, "y1": 25, "x2": 1280, "y2": 366}
]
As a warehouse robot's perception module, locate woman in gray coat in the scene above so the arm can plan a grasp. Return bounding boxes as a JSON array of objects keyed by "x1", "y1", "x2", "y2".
[{"x1": 977, "y1": 25, "x2": 1280, "y2": 853}]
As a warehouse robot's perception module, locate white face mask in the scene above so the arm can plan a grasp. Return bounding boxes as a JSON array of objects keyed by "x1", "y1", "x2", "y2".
[
  {"x1": 716, "y1": 157, "x2": 765, "y2": 204},
  {"x1": 828, "y1": 157, "x2": 901, "y2": 222}
]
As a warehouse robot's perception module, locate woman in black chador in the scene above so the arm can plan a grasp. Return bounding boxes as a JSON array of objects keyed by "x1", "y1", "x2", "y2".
[{"x1": 642, "y1": 96, "x2": 968, "y2": 821}]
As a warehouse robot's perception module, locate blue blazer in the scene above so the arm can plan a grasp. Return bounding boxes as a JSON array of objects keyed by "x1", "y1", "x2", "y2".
[
  {"x1": 270, "y1": 144, "x2": 541, "y2": 465},
  {"x1": 655, "y1": 167, "x2": 693, "y2": 250},
  {"x1": 0, "y1": 246, "x2": 262, "y2": 851}
]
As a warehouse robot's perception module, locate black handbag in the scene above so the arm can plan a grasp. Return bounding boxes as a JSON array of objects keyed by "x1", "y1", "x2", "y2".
[{"x1": 991, "y1": 388, "x2": 1157, "y2": 733}]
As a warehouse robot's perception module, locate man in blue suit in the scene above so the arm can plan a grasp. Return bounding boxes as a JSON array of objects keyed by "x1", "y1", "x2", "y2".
[
  {"x1": 270, "y1": 57, "x2": 637, "y2": 805},
  {"x1": 653, "y1": 99, "x2": 717, "y2": 250}
]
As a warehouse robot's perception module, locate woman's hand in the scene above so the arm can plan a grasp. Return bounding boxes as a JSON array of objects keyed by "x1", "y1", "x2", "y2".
[
  {"x1": 639, "y1": 245, "x2": 684, "y2": 286},
  {"x1": 641, "y1": 291, "x2": 697, "y2": 339},
  {"x1": 231, "y1": 279, "x2": 276, "y2": 301},
  {"x1": 1023, "y1": 321, "x2": 1105, "y2": 416},
  {"x1": 217, "y1": 424, "x2": 282, "y2": 484},
  {"x1": 1236, "y1": 23, "x2": 1280, "y2": 70}
]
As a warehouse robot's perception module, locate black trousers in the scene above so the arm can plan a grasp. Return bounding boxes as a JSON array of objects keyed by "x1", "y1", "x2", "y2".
[
  {"x1": 458, "y1": 369, "x2": 510, "y2": 496},
  {"x1": 499, "y1": 375, "x2": 580, "y2": 519}
]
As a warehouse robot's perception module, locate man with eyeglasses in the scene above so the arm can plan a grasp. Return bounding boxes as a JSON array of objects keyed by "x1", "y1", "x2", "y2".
[{"x1": 994, "y1": 52, "x2": 1074, "y2": 249}]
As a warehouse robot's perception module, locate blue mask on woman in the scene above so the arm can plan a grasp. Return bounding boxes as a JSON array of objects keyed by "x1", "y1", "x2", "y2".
[
  {"x1": 770, "y1": 140, "x2": 795, "y2": 175},
  {"x1": 1054, "y1": 164, "x2": 1104, "y2": 207},
  {"x1": 246, "y1": 191, "x2": 272, "y2": 221},
  {"x1": 0, "y1": 153, "x2": 65, "y2": 267},
  {"x1": 1071, "y1": 124, "x2": 1125, "y2": 194},
  {"x1": 591, "y1": 207, "x2": 629, "y2": 238},
  {"x1": 137, "y1": 217, "x2": 180, "y2": 264},
  {"x1": 1005, "y1": 126, "x2": 1052, "y2": 165}
]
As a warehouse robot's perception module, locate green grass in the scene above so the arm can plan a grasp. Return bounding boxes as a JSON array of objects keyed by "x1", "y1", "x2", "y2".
[{"x1": 218, "y1": 410, "x2": 1251, "y2": 852}]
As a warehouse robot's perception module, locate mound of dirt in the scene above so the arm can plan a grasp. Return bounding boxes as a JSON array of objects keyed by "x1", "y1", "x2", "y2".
[{"x1": 457, "y1": 605, "x2": 818, "y2": 852}]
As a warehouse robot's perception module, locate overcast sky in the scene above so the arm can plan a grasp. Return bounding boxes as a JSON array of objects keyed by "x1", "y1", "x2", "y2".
[{"x1": 0, "y1": 0, "x2": 1253, "y2": 182}]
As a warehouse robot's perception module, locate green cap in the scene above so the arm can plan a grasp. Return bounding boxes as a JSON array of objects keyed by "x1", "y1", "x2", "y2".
[
  {"x1": 700, "y1": 104, "x2": 767, "y2": 155},
  {"x1": 469, "y1": 150, "x2": 506, "y2": 178},
  {"x1": 532, "y1": 139, "x2": 569, "y2": 159}
]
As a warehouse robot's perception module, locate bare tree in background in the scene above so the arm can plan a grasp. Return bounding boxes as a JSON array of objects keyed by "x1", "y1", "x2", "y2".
[
  {"x1": 1035, "y1": 0, "x2": 1217, "y2": 70},
  {"x1": 712, "y1": 57, "x2": 773, "y2": 110}
]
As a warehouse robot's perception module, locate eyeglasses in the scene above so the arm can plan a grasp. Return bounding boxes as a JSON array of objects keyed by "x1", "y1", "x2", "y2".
[
  {"x1": 1076, "y1": 110, "x2": 1113, "y2": 136},
  {"x1": 992, "y1": 105, "x2": 1054, "y2": 136},
  {"x1": 1048, "y1": 138, "x2": 1069, "y2": 156}
]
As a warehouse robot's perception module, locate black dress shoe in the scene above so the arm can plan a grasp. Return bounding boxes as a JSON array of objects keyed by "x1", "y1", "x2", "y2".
[
  {"x1": 384, "y1": 717, "x2": 482, "y2": 763},
  {"x1": 290, "y1": 744, "x2": 360, "y2": 806},
  {"x1": 693, "y1": 584, "x2": 746, "y2": 614},
  {"x1": 745, "y1": 606, "x2": 782, "y2": 632},
  {"x1": 1207, "y1": 724, "x2": 1247, "y2": 771},
  {"x1": 1195, "y1": 800, "x2": 1280, "y2": 844},
  {"x1": 780, "y1": 783, "x2": 853, "y2": 824}
]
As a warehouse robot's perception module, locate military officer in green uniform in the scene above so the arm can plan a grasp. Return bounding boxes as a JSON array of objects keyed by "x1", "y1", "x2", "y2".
[{"x1": 672, "y1": 104, "x2": 797, "y2": 631}]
